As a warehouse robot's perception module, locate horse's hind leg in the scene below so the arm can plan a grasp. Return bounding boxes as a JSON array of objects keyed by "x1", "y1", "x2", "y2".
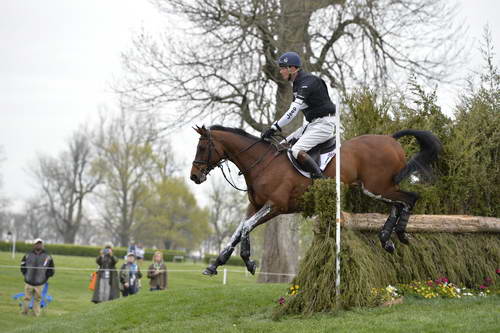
[
  {"x1": 380, "y1": 189, "x2": 419, "y2": 248},
  {"x1": 393, "y1": 190, "x2": 419, "y2": 244},
  {"x1": 379, "y1": 205, "x2": 400, "y2": 253}
]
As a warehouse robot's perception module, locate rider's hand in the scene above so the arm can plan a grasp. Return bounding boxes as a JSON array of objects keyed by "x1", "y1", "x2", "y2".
[{"x1": 261, "y1": 124, "x2": 278, "y2": 139}]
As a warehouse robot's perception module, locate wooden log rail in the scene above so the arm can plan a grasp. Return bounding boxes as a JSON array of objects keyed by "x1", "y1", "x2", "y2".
[{"x1": 341, "y1": 213, "x2": 500, "y2": 233}]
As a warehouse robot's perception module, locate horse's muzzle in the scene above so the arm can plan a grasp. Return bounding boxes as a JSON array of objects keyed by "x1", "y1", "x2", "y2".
[{"x1": 190, "y1": 173, "x2": 206, "y2": 184}]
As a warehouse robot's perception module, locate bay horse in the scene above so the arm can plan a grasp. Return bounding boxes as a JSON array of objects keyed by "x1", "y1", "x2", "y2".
[{"x1": 190, "y1": 125, "x2": 441, "y2": 276}]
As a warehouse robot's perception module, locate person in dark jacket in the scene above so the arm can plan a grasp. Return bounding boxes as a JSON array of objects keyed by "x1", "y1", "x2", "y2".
[
  {"x1": 261, "y1": 51, "x2": 336, "y2": 179},
  {"x1": 91, "y1": 244, "x2": 120, "y2": 303},
  {"x1": 119, "y1": 252, "x2": 142, "y2": 297},
  {"x1": 20, "y1": 238, "x2": 55, "y2": 316}
]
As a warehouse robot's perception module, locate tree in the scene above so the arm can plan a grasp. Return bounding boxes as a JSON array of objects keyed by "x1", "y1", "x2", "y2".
[
  {"x1": 119, "y1": 0, "x2": 462, "y2": 131},
  {"x1": 30, "y1": 128, "x2": 101, "y2": 243},
  {"x1": 21, "y1": 197, "x2": 53, "y2": 241},
  {"x1": 118, "y1": 0, "x2": 464, "y2": 280},
  {"x1": 0, "y1": 146, "x2": 8, "y2": 214},
  {"x1": 134, "y1": 177, "x2": 210, "y2": 250},
  {"x1": 93, "y1": 109, "x2": 159, "y2": 246},
  {"x1": 445, "y1": 28, "x2": 499, "y2": 216},
  {"x1": 207, "y1": 178, "x2": 247, "y2": 252}
]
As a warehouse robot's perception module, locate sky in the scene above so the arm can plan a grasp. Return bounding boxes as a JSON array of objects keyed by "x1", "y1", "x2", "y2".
[{"x1": 0, "y1": 0, "x2": 499, "y2": 212}]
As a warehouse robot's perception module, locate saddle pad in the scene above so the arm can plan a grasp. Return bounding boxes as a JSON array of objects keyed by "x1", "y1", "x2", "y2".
[{"x1": 287, "y1": 149, "x2": 336, "y2": 178}]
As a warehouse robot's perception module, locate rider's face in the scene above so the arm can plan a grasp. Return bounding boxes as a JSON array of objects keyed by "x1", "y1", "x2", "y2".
[{"x1": 279, "y1": 66, "x2": 298, "y2": 81}]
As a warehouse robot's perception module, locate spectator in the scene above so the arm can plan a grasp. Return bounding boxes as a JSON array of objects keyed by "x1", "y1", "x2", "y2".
[
  {"x1": 119, "y1": 253, "x2": 142, "y2": 297},
  {"x1": 127, "y1": 242, "x2": 136, "y2": 258},
  {"x1": 20, "y1": 238, "x2": 55, "y2": 316},
  {"x1": 91, "y1": 244, "x2": 120, "y2": 303},
  {"x1": 135, "y1": 243, "x2": 145, "y2": 264},
  {"x1": 147, "y1": 251, "x2": 168, "y2": 291}
]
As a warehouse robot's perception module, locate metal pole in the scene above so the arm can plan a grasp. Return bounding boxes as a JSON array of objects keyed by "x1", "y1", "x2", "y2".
[
  {"x1": 223, "y1": 268, "x2": 227, "y2": 285},
  {"x1": 10, "y1": 218, "x2": 16, "y2": 259},
  {"x1": 12, "y1": 231, "x2": 16, "y2": 259},
  {"x1": 335, "y1": 96, "x2": 342, "y2": 299}
]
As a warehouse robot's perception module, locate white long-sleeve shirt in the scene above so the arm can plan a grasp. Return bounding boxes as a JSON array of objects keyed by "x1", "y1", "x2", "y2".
[{"x1": 273, "y1": 98, "x2": 308, "y2": 130}]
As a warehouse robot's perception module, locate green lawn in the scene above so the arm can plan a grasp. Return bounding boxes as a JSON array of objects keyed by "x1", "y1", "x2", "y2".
[{"x1": 1, "y1": 251, "x2": 499, "y2": 332}]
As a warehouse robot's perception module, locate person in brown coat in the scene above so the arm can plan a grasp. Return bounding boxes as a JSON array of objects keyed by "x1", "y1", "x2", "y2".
[{"x1": 147, "y1": 251, "x2": 168, "y2": 291}]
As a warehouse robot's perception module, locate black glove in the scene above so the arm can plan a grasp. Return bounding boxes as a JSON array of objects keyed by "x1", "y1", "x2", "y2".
[{"x1": 261, "y1": 126, "x2": 277, "y2": 139}]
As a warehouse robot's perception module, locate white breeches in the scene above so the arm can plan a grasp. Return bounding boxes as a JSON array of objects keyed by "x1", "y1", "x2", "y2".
[{"x1": 286, "y1": 115, "x2": 335, "y2": 159}]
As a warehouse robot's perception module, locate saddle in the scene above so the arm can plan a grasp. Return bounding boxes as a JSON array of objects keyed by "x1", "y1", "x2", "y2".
[{"x1": 287, "y1": 138, "x2": 336, "y2": 178}]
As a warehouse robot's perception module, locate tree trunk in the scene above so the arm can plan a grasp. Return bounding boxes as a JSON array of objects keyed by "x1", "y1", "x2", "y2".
[
  {"x1": 63, "y1": 229, "x2": 77, "y2": 244},
  {"x1": 258, "y1": 0, "x2": 316, "y2": 282},
  {"x1": 341, "y1": 212, "x2": 500, "y2": 233},
  {"x1": 258, "y1": 214, "x2": 300, "y2": 283},
  {"x1": 259, "y1": 0, "x2": 346, "y2": 282}
]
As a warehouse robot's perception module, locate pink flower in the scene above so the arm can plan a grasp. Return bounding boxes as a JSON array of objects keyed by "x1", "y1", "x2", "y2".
[
  {"x1": 427, "y1": 281, "x2": 434, "y2": 286},
  {"x1": 479, "y1": 285, "x2": 487, "y2": 290},
  {"x1": 434, "y1": 277, "x2": 449, "y2": 285},
  {"x1": 484, "y1": 277, "x2": 493, "y2": 286},
  {"x1": 278, "y1": 297, "x2": 286, "y2": 305},
  {"x1": 496, "y1": 268, "x2": 500, "y2": 275}
]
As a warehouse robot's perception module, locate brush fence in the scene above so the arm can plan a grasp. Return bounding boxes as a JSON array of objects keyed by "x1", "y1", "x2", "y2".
[{"x1": 275, "y1": 212, "x2": 500, "y2": 317}]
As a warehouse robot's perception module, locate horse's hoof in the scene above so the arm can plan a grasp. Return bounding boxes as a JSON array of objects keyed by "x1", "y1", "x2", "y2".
[
  {"x1": 202, "y1": 266, "x2": 217, "y2": 276},
  {"x1": 379, "y1": 230, "x2": 391, "y2": 242},
  {"x1": 396, "y1": 232, "x2": 410, "y2": 245},
  {"x1": 246, "y1": 260, "x2": 257, "y2": 275},
  {"x1": 382, "y1": 240, "x2": 395, "y2": 254}
]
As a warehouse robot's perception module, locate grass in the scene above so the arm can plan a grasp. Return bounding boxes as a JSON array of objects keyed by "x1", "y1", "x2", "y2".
[{"x1": 1, "y1": 251, "x2": 499, "y2": 332}]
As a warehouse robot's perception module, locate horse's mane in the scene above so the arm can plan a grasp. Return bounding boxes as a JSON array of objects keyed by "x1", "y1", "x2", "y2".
[{"x1": 209, "y1": 125, "x2": 261, "y2": 141}]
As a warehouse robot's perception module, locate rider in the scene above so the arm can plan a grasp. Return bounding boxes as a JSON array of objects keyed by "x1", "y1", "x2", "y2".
[{"x1": 261, "y1": 51, "x2": 336, "y2": 179}]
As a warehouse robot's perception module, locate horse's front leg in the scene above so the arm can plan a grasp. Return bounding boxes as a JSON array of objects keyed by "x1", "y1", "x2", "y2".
[
  {"x1": 240, "y1": 203, "x2": 274, "y2": 275},
  {"x1": 202, "y1": 219, "x2": 244, "y2": 276}
]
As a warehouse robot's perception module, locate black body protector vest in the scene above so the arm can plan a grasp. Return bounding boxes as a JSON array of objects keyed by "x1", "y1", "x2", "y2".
[{"x1": 292, "y1": 71, "x2": 336, "y2": 122}]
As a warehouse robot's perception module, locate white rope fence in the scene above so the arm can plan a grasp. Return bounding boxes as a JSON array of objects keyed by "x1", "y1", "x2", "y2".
[{"x1": 0, "y1": 265, "x2": 295, "y2": 285}]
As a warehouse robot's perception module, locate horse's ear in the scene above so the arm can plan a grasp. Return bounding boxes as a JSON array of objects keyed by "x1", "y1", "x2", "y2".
[{"x1": 193, "y1": 125, "x2": 208, "y2": 136}]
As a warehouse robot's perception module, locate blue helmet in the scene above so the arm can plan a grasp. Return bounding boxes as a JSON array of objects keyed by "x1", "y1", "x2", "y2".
[{"x1": 278, "y1": 52, "x2": 301, "y2": 67}]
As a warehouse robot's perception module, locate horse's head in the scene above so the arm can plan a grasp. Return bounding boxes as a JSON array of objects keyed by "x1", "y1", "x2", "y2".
[{"x1": 190, "y1": 125, "x2": 226, "y2": 184}]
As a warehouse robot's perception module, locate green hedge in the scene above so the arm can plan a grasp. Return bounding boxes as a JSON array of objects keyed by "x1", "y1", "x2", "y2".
[
  {"x1": 203, "y1": 254, "x2": 258, "y2": 268},
  {"x1": 0, "y1": 241, "x2": 185, "y2": 262},
  {"x1": 274, "y1": 179, "x2": 500, "y2": 318}
]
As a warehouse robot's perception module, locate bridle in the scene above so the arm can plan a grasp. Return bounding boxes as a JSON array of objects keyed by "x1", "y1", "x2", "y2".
[
  {"x1": 191, "y1": 129, "x2": 281, "y2": 192},
  {"x1": 192, "y1": 129, "x2": 228, "y2": 178}
]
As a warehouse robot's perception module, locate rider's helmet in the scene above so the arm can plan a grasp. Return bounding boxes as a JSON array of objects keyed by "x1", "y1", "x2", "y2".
[{"x1": 278, "y1": 52, "x2": 301, "y2": 68}]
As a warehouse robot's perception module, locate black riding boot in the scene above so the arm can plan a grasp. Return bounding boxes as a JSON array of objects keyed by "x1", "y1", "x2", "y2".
[{"x1": 297, "y1": 151, "x2": 325, "y2": 179}]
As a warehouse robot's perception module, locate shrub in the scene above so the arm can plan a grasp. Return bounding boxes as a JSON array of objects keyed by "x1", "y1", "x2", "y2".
[{"x1": 0, "y1": 241, "x2": 185, "y2": 262}]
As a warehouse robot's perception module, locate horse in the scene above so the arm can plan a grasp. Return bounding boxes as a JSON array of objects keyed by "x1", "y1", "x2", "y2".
[{"x1": 190, "y1": 125, "x2": 442, "y2": 276}]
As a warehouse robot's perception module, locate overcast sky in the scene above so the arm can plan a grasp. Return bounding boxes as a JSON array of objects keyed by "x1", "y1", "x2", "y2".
[{"x1": 1, "y1": 0, "x2": 499, "y2": 212}]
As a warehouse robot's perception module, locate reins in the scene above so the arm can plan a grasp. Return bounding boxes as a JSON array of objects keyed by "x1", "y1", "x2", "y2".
[{"x1": 193, "y1": 129, "x2": 285, "y2": 192}]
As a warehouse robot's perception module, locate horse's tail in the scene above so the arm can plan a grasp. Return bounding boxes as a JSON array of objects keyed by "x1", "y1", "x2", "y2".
[{"x1": 392, "y1": 129, "x2": 442, "y2": 184}]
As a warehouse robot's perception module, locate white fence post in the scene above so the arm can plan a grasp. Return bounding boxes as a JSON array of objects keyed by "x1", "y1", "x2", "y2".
[
  {"x1": 335, "y1": 96, "x2": 342, "y2": 299},
  {"x1": 223, "y1": 268, "x2": 227, "y2": 285}
]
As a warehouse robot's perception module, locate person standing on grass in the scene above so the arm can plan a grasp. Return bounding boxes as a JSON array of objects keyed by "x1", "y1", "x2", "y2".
[
  {"x1": 91, "y1": 244, "x2": 120, "y2": 303},
  {"x1": 135, "y1": 243, "x2": 145, "y2": 264},
  {"x1": 119, "y1": 252, "x2": 142, "y2": 297},
  {"x1": 147, "y1": 251, "x2": 168, "y2": 291},
  {"x1": 20, "y1": 238, "x2": 55, "y2": 316}
]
